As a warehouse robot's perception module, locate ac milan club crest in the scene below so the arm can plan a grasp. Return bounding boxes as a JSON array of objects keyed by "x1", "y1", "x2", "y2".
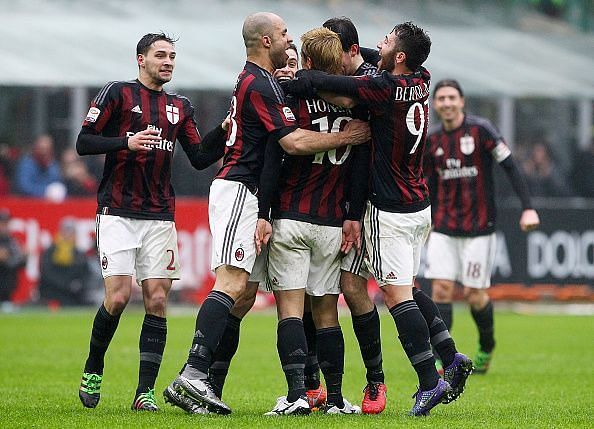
[
  {"x1": 460, "y1": 135, "x2": 475, "y2": 155},
  {"x1": 166, "y1": 104, "x2": 179, "y2": 124},
  {"x1": 102, "y1": 256, "x2": 108, "y2": 270},
  {"x1": 235, "y1": 247, "x2": 244, "y2": 261}
]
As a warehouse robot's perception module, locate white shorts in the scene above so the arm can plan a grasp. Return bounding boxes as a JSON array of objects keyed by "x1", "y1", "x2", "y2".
[
  {"x1": 267, "y1": 218, "x2": 342, "y2": 296},
  {"x1": 364, "y1": 202, "x2": 431, "y2": 287},
  {"x1": 209, "y1": 179, "x2": 259, "y2": 276},
  {"x1": 340, "y1": 234, "x2": 373, "y2": 280},
  {"x1": 425, "y1": 231, "x2": 497, "y2": 289},
  {"x1": 96, "y1": 214, "x2": 180, "y2": 284}
]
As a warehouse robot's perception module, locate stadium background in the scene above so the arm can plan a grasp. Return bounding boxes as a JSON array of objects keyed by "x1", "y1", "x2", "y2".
[{"x1": 0, "y1": 0, "x2": 593, "y2": 307}]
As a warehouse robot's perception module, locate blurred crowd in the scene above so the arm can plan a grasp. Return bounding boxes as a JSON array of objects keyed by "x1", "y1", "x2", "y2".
[
  {"x1": 1, "y1": 134, "x2": 592, "y2": 200},
  {"x1": 0, "y1": 209, "x2": 103, "y2": 311}
]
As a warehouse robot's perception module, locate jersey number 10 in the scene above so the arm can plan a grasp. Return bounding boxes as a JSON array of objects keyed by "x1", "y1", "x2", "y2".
[{"x1": 311, "y1": 115, "x2": 352, "y2": 165}]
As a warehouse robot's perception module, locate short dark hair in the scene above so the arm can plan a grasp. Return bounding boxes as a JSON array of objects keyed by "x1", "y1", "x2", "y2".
[
  {"x1": 136, "y1": 32, "x2": 178, "y2": 56},
  {"x1": 433, "y1": 79, "x2": 464, "y2": 98},
  {"x1": 392, "y1": 22, "x2": 431, "y2": 71},
  {"x1": 323, "y1": 16, "x2": 359, "y2": 52},
  {"x1": 287, "y1": 42, "x2": 299, "y2": 60}
]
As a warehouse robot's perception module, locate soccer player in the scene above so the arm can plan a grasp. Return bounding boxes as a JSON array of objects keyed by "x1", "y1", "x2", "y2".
[
  {"x1": 203, "y1": 43, "x2": 301, "y2": 405},
  {"x1": 163, "y1": 12, "x2": 370, "y2": 415},
  {"x1": 283, "y1": 22, "x2": 473, "y2": 416},
  {"x1": 424, "y1": 79, "x2": 540, "y2": 374},
  {"x1": 76, "y1": 33, "x2": 227, "y2": 411},
  {"x1": 322, "y1": 16, "x2": 387, "y2": 414},
  {"x1": 259, "y1": 27, "x2": 368, "y2": 416}
]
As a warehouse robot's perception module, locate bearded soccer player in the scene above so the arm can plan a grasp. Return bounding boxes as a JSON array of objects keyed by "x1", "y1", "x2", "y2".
[
  {"x1": 163, "y1": 12, "x2": 370, "y2": 415},
  {"x1": 283, "y1": 22, "x2": 473, "y2": 416},
  {"x1": 76, "y1": 33, "x2": 226, "y2": 411},
  {"x1": 424, "y1": 79, "x2": 539, "y2": 374}
]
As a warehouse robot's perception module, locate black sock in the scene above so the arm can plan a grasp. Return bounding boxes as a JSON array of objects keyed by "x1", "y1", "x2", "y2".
[
  {"x1": 436, "y1": 303, "x2": 453, "y2": 331},
  {"x1": 317, "y1": 326, "x2": 345, "y2": 408},
  {"x1": 185, "y1": 290, "x2": 235, "y2": 377},
  {"x1": 352, "y1": 306, "x2": 384, "y2": 384},
  {"x1": 389, "y1": 300, "x2": 439, "y2": 391},
  {"x1": 84, "y1": 304, "x2": 120, "y2": 374},
  {"x1": 413, "y1": 287, "x2": 457, "y2": 368},
  {"x1": 471, "y1": 300, "x2": 495, "y2": 353},
  {"x1": 136, "y1": 314, "x2": 167, "y2": 395},
  {"x1": 303, "y1": 311, "x2": 321, "y2": 390},
  {"x1": 208, "y1": 313, "x2": 241, "y2": 398},
  {"x1": 277, "y1": 317, "x2": 307, "y2": 402}
]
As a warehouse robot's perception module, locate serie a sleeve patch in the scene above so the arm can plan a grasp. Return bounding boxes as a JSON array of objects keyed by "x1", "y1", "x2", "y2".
[{"x1": 85, "y1": 107, "x2": 101, "y2": 123}]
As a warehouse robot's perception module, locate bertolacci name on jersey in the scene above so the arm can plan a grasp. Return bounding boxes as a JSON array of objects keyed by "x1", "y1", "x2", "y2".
[
  {"x1": 126, "y1": 124, "x2": 174, "y2": 152},
  {"x1": 394, "y1": 82, "x2": 430, "y2": 102}
]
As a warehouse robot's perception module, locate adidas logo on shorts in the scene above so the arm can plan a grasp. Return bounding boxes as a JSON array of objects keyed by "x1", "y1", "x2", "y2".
[{"x1": 385, "y1": 272, "x2": 397, "y2": 280}]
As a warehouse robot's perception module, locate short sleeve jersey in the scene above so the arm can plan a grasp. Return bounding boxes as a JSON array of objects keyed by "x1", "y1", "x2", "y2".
[
  {"x1": 216, "y1": 62, "x2": 296, "y2": 192},
  {"x1": 81, "y1": 79, "x2": 202, "y2": 221},
  {"x1": 424, "y1": 114, "x2": 512, "y2": 236}
]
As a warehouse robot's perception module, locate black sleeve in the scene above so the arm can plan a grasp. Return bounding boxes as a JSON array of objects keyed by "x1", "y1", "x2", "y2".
[
  {"x1": 345, "y1": 144, "x2": 370, "y2": 221},
  {"x1": 360, "y1": 47, "x2": 381, "y2": 67},
  {"x1": 76, "y1": 128, "x2": 128, "y2": 155},
  {"x1": 282, "y1": 70, "x2": 363, "y2": 99},
  {"x1": 258, "y1": 134, "x2": 285, "y2": 221},
  {"x1": 500, "y1": 156, "x2": 533, "y2": 210},
  {"x1": 181, "y1": 124, "x2": 226, "y2": 171}
]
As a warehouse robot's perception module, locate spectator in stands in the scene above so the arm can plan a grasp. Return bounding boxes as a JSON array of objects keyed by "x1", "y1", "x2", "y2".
[
  {"x1": 571, "y1": 139, "x2": 594, "y2": 198},
  {"x1": 14, "y1": 134, "x2": 65, "y2": 198},
  {"x1": 61, "y1": 149, "x2": 97, "y2": 196},
  {"x1": 38, "y1": 217, "x2": 90, "y2": 306},
  {"x1": 0, "y1": 208, "x2": 27, "y2": 310},
  {"x1": 522, "y1": 140, "x2": 574, "y2": 197},
  {"x1": 0, "y1": 143, "x2": 20, "y2": 195}
]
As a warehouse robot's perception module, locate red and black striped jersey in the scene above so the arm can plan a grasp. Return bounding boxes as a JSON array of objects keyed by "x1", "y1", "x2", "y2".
[
  {"x1": 344, "y1": 67, "x2": 431, "y2": 213},
  {"x1": 216, "y1": 62, "x2": 296, "y2": 192},
  {"x1": 81, "y1": 79, "x2": 202, "y2": 221},
  {"x1": 273, "y1": 96, "x2": 369, "y2": 227},
  {"x1": 424, "y1": 114, "x2": 512, "y2": 236}
]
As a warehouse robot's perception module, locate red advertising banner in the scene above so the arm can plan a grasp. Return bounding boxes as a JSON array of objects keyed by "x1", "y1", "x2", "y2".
[{"x1": 2, "y1": 197, "x2": 215, "y2": 303}]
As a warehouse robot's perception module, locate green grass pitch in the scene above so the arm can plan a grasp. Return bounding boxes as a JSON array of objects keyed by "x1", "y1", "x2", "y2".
[{"x1": 1, "y1": 306, "x2": 592, "y2": 428}]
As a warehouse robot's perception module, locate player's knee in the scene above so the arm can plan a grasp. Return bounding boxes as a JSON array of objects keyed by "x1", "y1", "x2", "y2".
[
  {"x1": 105, "y1": 293, "x2": 129, "y2": 315},
  {"x1": 432, "y1": 280, "x2": 454, "y2": 302},
  {"x1": 233, "y1": 290, "x2": 256, "y2": 318},
  {"x1": 463, "y1": 288, "x2": 484, "y2": 308}
]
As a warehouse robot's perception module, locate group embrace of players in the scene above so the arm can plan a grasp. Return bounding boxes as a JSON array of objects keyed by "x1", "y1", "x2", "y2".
[{"x1": 76, "y1": 9, "x2": 539, "y2": 418}]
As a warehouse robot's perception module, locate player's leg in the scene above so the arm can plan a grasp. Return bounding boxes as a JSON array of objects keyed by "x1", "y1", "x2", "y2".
[
  {"x1": 265, "y1": 219, "x2": 311, "y2": 416},
  {"x1": 366, "y1": 204, "x2": 450, "y2": 416},
  {"x1": 208, "y1": 281, "x2": 258, "y2": 398},
  {"x1": 303, "y1": 293, "x2": 326, "y2": 408},
  {"x1": 80, "y1": 275, "x2": 133, "y2": 408},
  {"x1": 340, "y1": 266, "x2": 386, "y2": 414},
  {"x1": 461, "y1": 233, "x2": 497, "y2": 374},
  {"x1": 311, "y1": 294, "x2": 361, "y2": 414},
  {"x1": 79, "y1": 214, "x2": 136, "y2": 409},
  {"x1": 129, "y1": 278, "x2": 172, "y2": 411},
  {"x1": 165, "y1": 180, "x2": 256, "y2": 415},
  {"x1": 131, "y1": 219, "x2": 180, "y2": 411}
]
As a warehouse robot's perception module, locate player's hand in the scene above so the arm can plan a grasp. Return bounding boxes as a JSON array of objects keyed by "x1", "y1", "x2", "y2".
[
  {"x1": 343, "y1": 119, "x2": 371, "y2": 145},
  {"x1": 519, "y1": 209, "x2": 540, "y2": 232},
  {"x1": 127, "y1": 129, "x2": 162, "y2": 152},
  {"x1": 254, "y1": 218, "x2": 272, "y2": 255},
  {"x1": 221, "y1": 114, "x2": 231, "y2": 132},
  {"x1": 341, "y1": 220, "x2": 362, "y2": 255},
  {"x1": 280, "y1": 75, "x2": 316, "y2": 98}
]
